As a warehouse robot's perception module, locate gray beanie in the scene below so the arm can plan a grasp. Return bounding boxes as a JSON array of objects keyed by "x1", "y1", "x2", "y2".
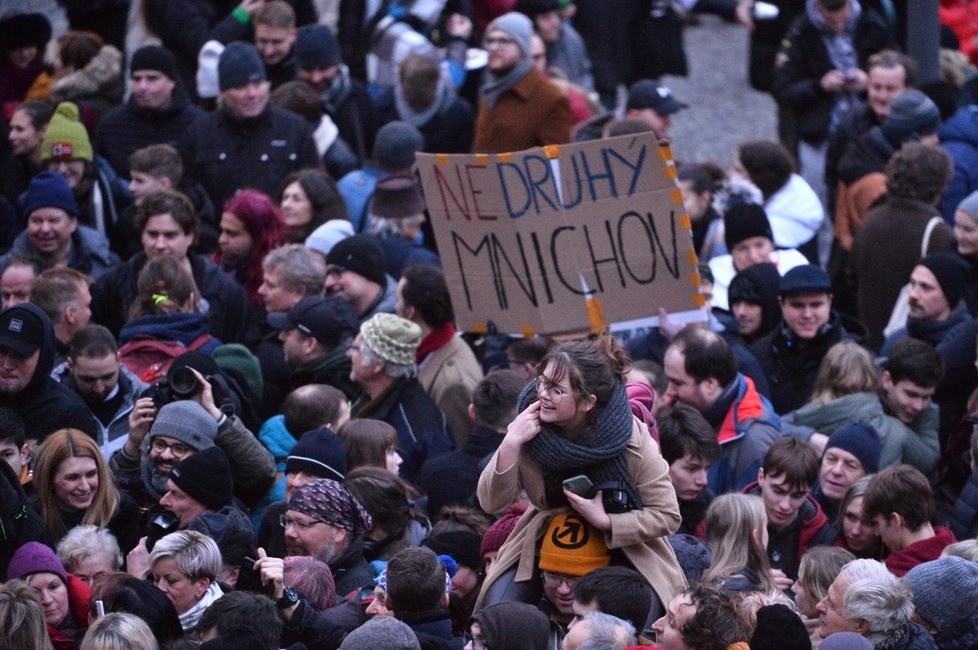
[
  {"x1": 148, "y1": 401, "x2": 218, "y2": 450},
  {"x1": 882, "y1": 89, "x2": 940, "y2": 144},
  {"x1": 906, "y1": 556, "x2": 978, "y2": 632},
  {"x1": 295, "y1": 24, "x2": 341, "y2": 71},
  {"x1": 372, "y1": 121, "x2": 424, "y2": 170},
  {"x1": 957, "y1": 190, "x2": 978, "y2": 219},
  {"x1": 218, "y1": 41, "x2": 266, "y2": 91},
  {"x1": 339, "y1": 616, "x2": 421, "y2": 650},
  {"x1": 485, "y1": 12, "x2": 534, "y2": 56}
]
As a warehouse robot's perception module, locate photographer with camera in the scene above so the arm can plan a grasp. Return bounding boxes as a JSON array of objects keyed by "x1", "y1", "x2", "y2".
[
  {"x1": 475, "y1": 332, "x2": 684, "y2": 623},
  {"x1": 109, "y1": 364, "x2": 275, "y2": 512}
]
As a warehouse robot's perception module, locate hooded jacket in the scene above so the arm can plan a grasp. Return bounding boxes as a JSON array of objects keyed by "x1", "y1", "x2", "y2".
[
  {"x1": 118, "y1": 311, "x2": 222, "y2": 357},
  {"x1": 939, "y1": 105, "x2": 978, "y2": 223},
  {"x1": 471, "y1": 602, "x2": 550, "y2": 650},
  {"x1": 0, "y1": 460, "x2": 51, "y2": 580},
  {"x1": 0, "y1": 224, "x2": 117, "y2": 279},
  {"x1": 0, "y1": 304, "x2": 99, "y2": 443},
  {"x1": 728, "y1": 262, "x2": 782, "y2": 344},
  {"x1": 49, "y1": 45, "x2": 125, "y2": 130}
]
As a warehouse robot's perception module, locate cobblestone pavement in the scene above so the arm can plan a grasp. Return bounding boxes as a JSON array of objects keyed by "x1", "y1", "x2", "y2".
[{"x1": 662, "y1": 16, "x2": 779, "y2": 168}]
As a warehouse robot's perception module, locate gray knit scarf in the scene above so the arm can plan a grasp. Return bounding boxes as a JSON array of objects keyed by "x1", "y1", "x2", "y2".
[
  {"x1": 395, "y1": 70, "x2": 454, "y2": 128},
  {"x1": 520, "y1": 379, "x2": 641, "y2": 510},
  {"x1": 480, "y1": 58, "x2": 534, "y2": 109}
]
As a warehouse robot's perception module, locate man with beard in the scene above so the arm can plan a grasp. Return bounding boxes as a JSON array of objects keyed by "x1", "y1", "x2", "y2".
[
  {"x1": 110, "y1": 375, "x2": 275, "y2": 510},
  {"x1": 52, "y1": 324, "x2": 148, "y2": 458},
  {"x1": 280, "y1": 478, "x2": 374, "y2": 630}
]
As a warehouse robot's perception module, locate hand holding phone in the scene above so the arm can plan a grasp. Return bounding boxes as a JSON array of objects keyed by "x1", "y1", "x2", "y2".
[{"x1": 562, "y1": 474, "x2": 594, "y2": 498}]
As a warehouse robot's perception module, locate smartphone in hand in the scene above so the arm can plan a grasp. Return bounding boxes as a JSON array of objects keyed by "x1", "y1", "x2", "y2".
[{"x1": 562, "y1": 474, "x2": 595, "y2": 498}]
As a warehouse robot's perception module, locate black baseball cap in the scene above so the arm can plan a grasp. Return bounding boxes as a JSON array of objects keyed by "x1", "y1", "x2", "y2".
[
  {"x1": 626, "y1": 80, "x2": 688, "y2": 115},
  {"x1": 0, "y1": 306, "x2": 46, "y2": 357},
  {"x1": 267, "y1": 296, "x2": 358, "y2": 347}
]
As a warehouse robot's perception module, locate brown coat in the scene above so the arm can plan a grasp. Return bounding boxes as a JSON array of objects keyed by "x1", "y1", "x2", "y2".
[
  {"x1": 475, "y1": 417, "x2": 686, "y2": 611},
  {"x1": 472, "y1": 66, "x2": 573, "y2": 153},
  {"x1": 418, "y1": 334, "x2": 483, "y2": 447}
]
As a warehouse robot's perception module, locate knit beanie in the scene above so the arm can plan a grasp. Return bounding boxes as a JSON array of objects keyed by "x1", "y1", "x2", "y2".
[
  {"x1": 824, "y1": 421, "x2": 881, "y2": 474},
  {"x1": 325, "y1": 235, "x2": 388, "y2": 287},
  {"x1": 485, "y1": 12, "x2": 534, "y2": 56},
  {"x1": 667, "y1": 534, "x2": 712, "y2": 583},
  {"x1": 538, "y1": 512, "x2": 610, "y2": 576},
  {"x1": 957, "y1": 190, "x2": 978, "y2": 219},
  {"x1": 819, "y1": 633, "x2": 873, "y2": 650},
  {"x1": 131, "y1": 45, "x2": 178, "y2": 80},
  {"x1": 213, "y1": 344, "x2": 263, "y2": 401},
  {"x1": 41, "y1": 102, "x2": 93, "y2": 163},
  {"x1": 481, "y1": 503, "x2": 527, "y2": 556},
  {"x1": 218, "y1": 41, "x2": 266, "y2": 92},
  {"x1": 338, "y1": 616, "x2": 421, "y2": 650},
  {"x1": 371, "y1": 176, "x2": 426, "y2": 219},
  {"x1": 169, "y1": 447, "x2": 233, "y2": 512},
  {"x1": 305, "y1": 219, "x2": 355, "y2": 257},
  {"x1": 424, "y1": 530, "x2": 483, "y2": 569},
  {"x1": 360, "y1": 313, "x2": 422, "y2": 366},
  {"x1": 148, "y1": 401, "x2": 218, "y2": 451},
  {"x1": 295, "y1": 24, "x2": 341, "y2": 71},
  {"x1": 22, "y1": 171, "x2": 78, "y2": 218},
  {"x1": 6, "y1": 541, "x2": 66, "y2": 582},
  {"x1": 750, "y1": 604, "x2": 812, "y2": 650},
  {"x1": 906, "y1": 556, "x2": 978, "y2": 633},
  {"x1": 723, "y1": 203, "x2": 772, "y2": 250},
  {"x1": 288, "y1": 478, "x2": 372, "y2": 535},
  {"x1": 373, "y1": 121, "x2": 425, "y2": 170},
  {"x1": 916, "y1": 253, "x2": 969, "y2": 310},
  {"x1": 883, "y1": 90, "x2": 940, "y2": 145},
  {"x1": 286, "y1": 426, "x2": 347, "y2": 481}
]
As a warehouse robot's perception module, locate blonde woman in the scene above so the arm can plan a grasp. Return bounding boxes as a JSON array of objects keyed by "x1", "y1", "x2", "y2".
[
  {"x1": 80, "y1": 612, "x2": 158, "y2": 650},
  {"x1": 147, "y1": 531, "x2": 224, "y2": 632},
  {"x1": 791, "y1": 546, "x2": 855, "y2": 646},
  {"x1": 33, "y1": 428, "x2": 141, "y2": 554},
  {"x1": 702, "y1": 493, "x2": 774, "y2": 593}
]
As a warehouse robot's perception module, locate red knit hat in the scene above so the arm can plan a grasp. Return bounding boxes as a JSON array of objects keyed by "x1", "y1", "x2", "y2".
[{"x1": 481, "y1": 502, "x2": 527, "y2": 557}]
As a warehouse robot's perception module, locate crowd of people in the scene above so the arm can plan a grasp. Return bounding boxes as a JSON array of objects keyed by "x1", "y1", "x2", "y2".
[{"x1": 3, "y1": 0, "x2": 978, "y2": 649}]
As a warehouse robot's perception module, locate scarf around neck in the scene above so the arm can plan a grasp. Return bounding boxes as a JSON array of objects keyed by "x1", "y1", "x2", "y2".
[
  {"x1": 396, "y1": 68, "x2": 455, "y2": 127},
  {"x1": 520, "y1": 379, "x2": 641, "y2": 509},
  {"x1": 480, "y1": 57, "x2": 534, "y2": 109},
  {"x1": 179, "y1": 580, "x2": 223, "y2": 631}
]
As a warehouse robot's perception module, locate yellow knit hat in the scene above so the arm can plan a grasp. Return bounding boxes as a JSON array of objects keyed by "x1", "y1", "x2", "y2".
[
  {"x1": 538, "y1": 512, "x2": 610, "y2": 576},
  {"x1": 41, "y1": 102, "x2": 93, "y2": 162}
]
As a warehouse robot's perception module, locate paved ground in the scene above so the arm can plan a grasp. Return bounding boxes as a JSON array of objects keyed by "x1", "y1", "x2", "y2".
[{"x1": 662, "y1": 16, "x2": 779, "y2": 168}]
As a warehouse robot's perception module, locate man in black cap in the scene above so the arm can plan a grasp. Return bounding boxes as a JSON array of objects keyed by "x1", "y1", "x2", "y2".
[
  {"x1": 294, "y1": 24, "x2": 376, "y2": 165},
  {"x1": 268, "y1": 295, "x2": 360, "y2": 399},
  {"x1": 622, "y1": 79, "x2": 687, "y2": 142},
  {"x1": 0, "y1": 303, "x2": 98, "y2": 445},
  {"x1": 324, "y1": 235, "x2": 398, "y2": 324},
  {"x1": 94, "y1": 45, "x2": 206, "y2": 179},
  {"x1": 751, "y1": 265, "x2": 865, "y2": 414},
  {"x1": 179, "y1": 41, "x2": 319, "y2": 211}
]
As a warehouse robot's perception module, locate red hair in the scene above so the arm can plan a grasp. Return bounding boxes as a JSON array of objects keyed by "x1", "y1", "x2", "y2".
[{"x1": 215, "y1": 189, "x2": 287, "y2": 306}]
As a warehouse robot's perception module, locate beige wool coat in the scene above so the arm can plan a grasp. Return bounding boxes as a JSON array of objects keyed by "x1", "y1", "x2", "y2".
[{"x1": 475, "y1": 417, "x2": 687, "y2": 611}]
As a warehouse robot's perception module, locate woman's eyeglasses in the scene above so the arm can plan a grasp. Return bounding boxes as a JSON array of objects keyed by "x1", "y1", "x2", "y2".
[{"x1": 535, "y1": 377, "x2": 569, "y2": 403}]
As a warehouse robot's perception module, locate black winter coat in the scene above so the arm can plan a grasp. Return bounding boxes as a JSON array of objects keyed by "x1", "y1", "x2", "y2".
[
  {"x1": 0, "y1": 461, "x2": 51, "y2": 580},
  {"x1": 94, "y1": 86, "x2": 207, "y2": 179},
  {"x1": 90, "y1": 252, "x2": 251, "y2": 344},
  {"x1": 772, "y1": 9, "x2": 892, "y2": 144},
  {"x1": 179, "y1": 106, "x2": 319, "y2": 212}
]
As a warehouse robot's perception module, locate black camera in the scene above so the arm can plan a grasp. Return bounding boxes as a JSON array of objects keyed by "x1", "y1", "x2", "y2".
[
  {"x1": 591, "y1": 481, "x2": 636, "y2": 514},
  {"x1": 145, "y1": 505, "x2": 180, "y2": 552},
  {"x1": 153, "y1": 367, "x2": 210, "y2": 410}
]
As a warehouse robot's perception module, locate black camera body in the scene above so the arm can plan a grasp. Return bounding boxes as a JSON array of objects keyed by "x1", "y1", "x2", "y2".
[
  {"x1": 144, "y1": 505, "x2": 180, "y2": 551},
  {"x1": 590, "y1": 481, "x2": 636, "y2": 515},
  {"x1": 153, "y1": 366, "x2": 211, "y2": 410}
]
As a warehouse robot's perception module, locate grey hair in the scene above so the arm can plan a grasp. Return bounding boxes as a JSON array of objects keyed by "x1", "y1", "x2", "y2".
[
  {"x1": 368, "y1": 215, "x2": 425, "y2": 240},
  {"x1": 56, "y1": 525, "x2": 123, "y2": 573},
  {"x1": 262, "y1": 244, "x2": 326, "y2": 296},
  {"x1": 575, "y1": 611, "x2": 637, "y2": 650},
  {"x1": 843, "y1": 574, "x2": 914, "y2": 645},
  {"x1": 149, "y1": 531, "x2": 222, "y2": 581},
  {"x1": 839, "y1": 558, "x2": 891, "y2": 583},
  {"x1": 360, "y1": 340, "x2": 417, "y2": 379}
]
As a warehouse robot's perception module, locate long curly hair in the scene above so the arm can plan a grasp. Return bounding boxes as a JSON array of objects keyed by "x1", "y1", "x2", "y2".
[{"x1": 215, "y1": 188, "x2": 286, "y2": 307}]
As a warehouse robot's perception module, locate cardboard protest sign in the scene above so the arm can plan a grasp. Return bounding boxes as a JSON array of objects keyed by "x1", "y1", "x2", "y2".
[{"x1": 416, "y1": 132, "x2": 706, "y2": 336}]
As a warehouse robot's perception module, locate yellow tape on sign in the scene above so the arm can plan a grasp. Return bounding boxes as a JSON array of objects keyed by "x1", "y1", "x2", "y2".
[
  {"x1": 687, "y1": 250, "x2": 699, "y2": 265},
  {"x1": 436, "y1": 153, "x2": 450, "y2": 165},
  {"x1": 679, "y1": 214, "x2": 692, "y2": 230},
  {"x1": 521, "y1": 325, "x2": 535, "y2": 338},
  {"x1": 671, "y1": 188, "x2": 683, "y2": 204},
  {"x1": 544, "y1": 145, "x2": 560, "y2": 159},
  {"x1": 473, "y1": 323, "x2": 488, "y2": 334},
  {"x1": 658, "y1": 145, "x2": 672, "y2": 161},
  {"x1": 475, "y1": 154, "x2": 489, "y2": 164},
  {"x1": 664, "y1": 164, "x2": 677, "y2": 180},
  {"x1": 690, "y1": 272, "x2": 701, "y2": 287},
  {"x1": 497, "y1": 152, "x2": 513, "y2": 163},
  {"x1": 692, "y1": 293, "x2": 706, "y2": 307}
]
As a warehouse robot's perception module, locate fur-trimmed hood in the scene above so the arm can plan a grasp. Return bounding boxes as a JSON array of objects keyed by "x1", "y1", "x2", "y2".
[{"x1": 50, "y1": 45, "x2": 124, "y2": 105}]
